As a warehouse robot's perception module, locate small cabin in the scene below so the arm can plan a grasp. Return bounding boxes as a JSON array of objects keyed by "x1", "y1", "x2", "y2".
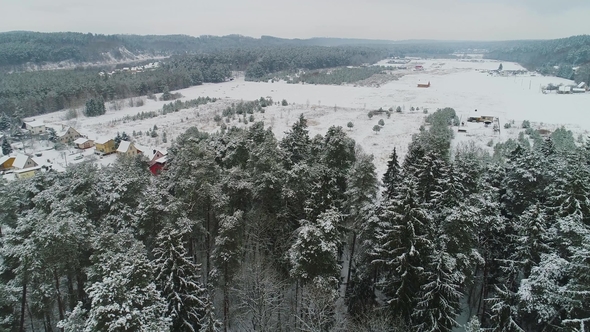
[
  {"x1": 417, "y1": 81, "x2": 431, "y2": 88},
  {"x1": 149, "y1": 156, "x2": 167, "y2": 175},
  {"x1": 74, "y1": 138, "x2": 94, "y2": 149}
]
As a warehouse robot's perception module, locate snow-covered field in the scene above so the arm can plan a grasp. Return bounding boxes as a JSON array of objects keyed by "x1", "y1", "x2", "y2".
[{"x1": 23, "y1": 57, "x2": 590, "y2": 177}]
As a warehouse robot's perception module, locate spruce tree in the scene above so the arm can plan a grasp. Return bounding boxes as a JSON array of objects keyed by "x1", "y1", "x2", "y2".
[
  {"x1": 154, "y1": 225, "x2": 209, "y2": 332},
  {"x1": 487, "y1": 285, "x2": 524, "y2": 332},
  {"x1": 413, "y1": 247, "x2": 463, "y2": 332},
  {"x1": 289, "y1": 209, "x2": 342, "y2": 283},
  {"x1": 0, "y1": 113, "x2": 10, "y2": 131},
  {"x1": 372, "y1": 178, "x2": 433, "y2": 323},
  {"x1": 546, "y1": 151, "x2": 590, "y2": 225},
  {"x1": 1, "y1": 139, "x2": 12, "y2": 155},
  {"x1": 280, "y1": 114, "x2": 311, "y2": 167},
  {"x1": 382, "y1": 148, "x2": 402, "y2": 200},
  {"x1": 512, "y1": 203, "x2": 550, "y2": 276},
  {"x1": 213, "y1": 211, "x2": 244, "y2": 332},
  {"x1": 80, "y1": 230, "x2": 170, "y2": 331}
]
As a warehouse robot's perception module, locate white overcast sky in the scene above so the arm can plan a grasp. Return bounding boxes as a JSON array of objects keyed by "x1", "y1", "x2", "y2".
[{"x1": 1, "y1": 0, "x2": 589, "y2": 40}]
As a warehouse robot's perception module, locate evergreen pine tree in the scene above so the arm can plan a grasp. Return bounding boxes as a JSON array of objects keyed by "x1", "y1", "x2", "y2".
[
  {"x1": 154, "y1": 225, "x2": 209, "y2": 332},
  {"x1": 1, "y1": 139, "x2": 12, "y2": 155},
  {"x1": 280, "y1": 114, "x2": 311, "y2": 167},
  {"x1": 413, "y1": 246, "x2": 463, "y2": 332},
  {"x1": 289, "y1": 209, "x2": 342, "y2": 283},
  {"x1": 0, "y1": 113, "x2": 11, "y2": 131},
  {"x1": 372, "y1": 178, "x2": 433, "y2": 323},
  {"x1": 546, "y1": 151, "x2": 590, "y2": 225},
  {"x1": 382, "y1": 148, "x2": 402, "y2": 200},
  {"x1": 540, "y1": 137, "x2": 556, "y2": 156},
  {"x1": 512, "y1": 203, "x2": 550, "y2": 276},
  {"x1": 80, "y1": 230, "x2": 170, "y2": 331},
  {"x1": 213, "y1": 211, "x2": 244, "y2": 332},
  {"x1": 502, "y1": 145, "x2": 546, "y2": 218},
  {"x1": 487, "y1": 285, "x2": 524, "y2": 332}
]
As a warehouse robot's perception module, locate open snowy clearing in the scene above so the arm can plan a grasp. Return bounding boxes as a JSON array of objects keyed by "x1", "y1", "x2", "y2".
[{"x1": 24, "y1": 57, "x2": 590, "y2": 177}]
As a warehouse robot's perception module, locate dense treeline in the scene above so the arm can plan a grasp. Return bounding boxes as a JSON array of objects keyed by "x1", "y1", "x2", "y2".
[
  {"x1": 253, "y1": 66, "x2": 394, "y2": 85},
  {"x1": 0, "y1": 55, "x2": 231, "y2": 119},
  {"x1": 0, "y1": 32, "x2": 290, "y2": 68},
  {"x1": 0, "y1": 47, "x2": 386, "y2": 118},
  {"x1": 1, "y1": 108, "x2": 588, "y2": 331},
  {"x1": 349, "y1": 112, "x2": 590, "y2": 331},
  {"x1": 244, "y1": 46, "x2": 388, "y2": 80},
  {"x1": 0, "y1": 31, "x2": 495, "y2": 70},
  {"x1": 0, "y1": 116, "x2": 373, "y2": 331},
  {"x1": 485, "y1": 35, "x2": 590, "y2": 82}
]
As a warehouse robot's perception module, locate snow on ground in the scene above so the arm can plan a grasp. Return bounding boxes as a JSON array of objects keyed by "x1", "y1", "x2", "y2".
[{"x1": 22, "y1": 57, "x2": 590, "y2": 178}]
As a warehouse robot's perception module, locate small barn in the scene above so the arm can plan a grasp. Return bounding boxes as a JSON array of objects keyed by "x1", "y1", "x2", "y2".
[
  {"x1": 149, "y1": 156, "x2": 167, "y2": 175},
  {"x1": 74, "y1": 138, "x2": 94, "y2": 149},
  {"x1": 417, "y1": 81, "x2": 431, "y2": 88}
]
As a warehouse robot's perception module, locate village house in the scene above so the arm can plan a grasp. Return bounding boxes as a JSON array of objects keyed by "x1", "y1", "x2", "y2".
[
  {"x1": 13, "y1": 154, "x2": 38, "y2": 170},
  {"x1": 73, "y1": 138, "x2": 95, "y2": 149},
  {"x1": 22, "y1": 120, "x2": 46, "y2": 135},
  {"x1": 149, "y1": 156, "x2": 167, "y2": 175},
  {"x1": 95, "y1": 137, "x2": 116, "y2": 155},
  {"x1": 139, "y1": 146, "x2": 167, "y2": 166},
  {"x1": 116, "y1": 141, "x2": 141, "y2": 157},
  {"x1": 47, "y1": 124, "x2": 83, "y2": 143},
  {"x1": 1, "y1": 154, "x2": 38, "y2": 172},
  {"x1": 0, "y1": 155, "x2": 14, "y2": 171}
]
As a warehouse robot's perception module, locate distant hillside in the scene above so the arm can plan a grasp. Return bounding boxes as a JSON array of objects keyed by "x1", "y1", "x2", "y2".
[
  {"x1": 485, "y1": 35, "x2": 590, "y2": 82},
  {"x1": 0, "y1": 32, "x2": 264, "y2": 69},
  {"x1": 0, "y1": 31, "x2": 507, "y2": 71}
]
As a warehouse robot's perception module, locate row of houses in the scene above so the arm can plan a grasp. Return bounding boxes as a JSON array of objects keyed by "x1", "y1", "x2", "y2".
[
  {"x1": 92, "y1": 138, "x2": 167, "y2": 175},
  {"x1": 14, "y1": 120, "x2": 168, "y2": 176},
  {"x1": 557, "y1": 82, "x2": 587, "y2": 94},
  {"x1": 0, "y1": 154, "x2": 41, "y2": 179},
  {"x1": 22, "y1": 121, "x2": 85, "y2": 144},
  {"x1": 98, "y1": 62, "x2": 160, "y2": 77}
]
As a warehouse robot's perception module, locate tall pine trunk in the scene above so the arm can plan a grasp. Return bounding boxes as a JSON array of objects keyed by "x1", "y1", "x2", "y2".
[
  {"x1": 19, "y1": 272, "x2": 27, "y2": 332},
  {"x1": 223, "y1": 263, "x2": 229, "y2": 332},
  {"x1": 206, "y1": 202, "x2": 212, "y2": 285},
  {"x1": 53, "y1": 269, "x2": 65, "y2": 326}
]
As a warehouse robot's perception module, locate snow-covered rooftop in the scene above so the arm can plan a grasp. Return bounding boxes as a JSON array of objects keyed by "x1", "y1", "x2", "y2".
[
  {"x1": 95, "y1": 137, "x2": 112, "y2": 145},
  {"x1": 0, "y1": 155, "x2": 12, "y2": 166},
  {"x1": 137, "y1": 145, "x2": 166, "y2": 160},
  {"x1": 74, "y1": 137, "x2": 91, "y2": 144},
  {"x1": 117, "y1": 140, "x2": 132, "y2": 153},
  {"x1": 25, "y1": 120, "x2": 45, "y2": 127},
  {"x1": 13, "y1": 154, "x2": 33, "y2": 169},
  {"x1": 154, "y1": 156, "x2": 167, "y2": 164},
  {"x1": 14, "y1": 166, "x2": 42, "y2": 174},
  {"x1": 45, "y1": 123, "x2": 68, "y2": 135}
]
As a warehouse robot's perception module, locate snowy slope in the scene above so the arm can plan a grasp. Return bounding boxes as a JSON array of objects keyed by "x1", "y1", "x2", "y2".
[{"x1": 24, "y1": 58, "x2": 590, "y2": 178}]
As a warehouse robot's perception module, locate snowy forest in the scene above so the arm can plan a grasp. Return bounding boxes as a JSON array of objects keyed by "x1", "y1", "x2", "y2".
[{"x1": 0, "y1": 108, "x2": 589, "y2": 332}]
